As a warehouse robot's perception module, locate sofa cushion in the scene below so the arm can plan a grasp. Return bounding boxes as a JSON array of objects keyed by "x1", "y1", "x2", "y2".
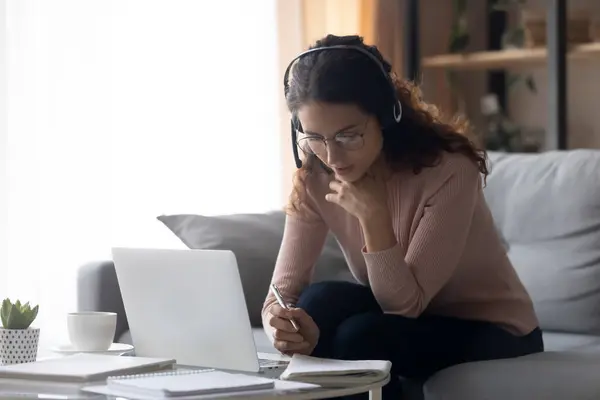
[
  {"x1": 542, "y1": 331, "x2": 600, "y2": 352},
  {"x1": 157, "y1": 211, "x2": 354, "y2": 326},
  {"x1": 423, "y1": 351, "x2": 600, "y2": 400},
  {"x1": 484, "y1": 150, "x2": 600, "y2": 335}
]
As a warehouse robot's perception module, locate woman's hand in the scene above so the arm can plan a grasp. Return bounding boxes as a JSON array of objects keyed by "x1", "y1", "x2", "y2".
[
  {"x1": 268, "y1": 304, "x2": 319, "y2": 356},
  {"x1": 325, "y1": 164, "x2": 389, "y2": 223},
  {"x1": 326, "y1": 162, "x2": 397, "y2": 253}
]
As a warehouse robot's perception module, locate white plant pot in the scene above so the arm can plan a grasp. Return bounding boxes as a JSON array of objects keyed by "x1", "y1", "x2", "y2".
[{"x1": 0, "y1": 327, "x2": 40, "y2": 365}]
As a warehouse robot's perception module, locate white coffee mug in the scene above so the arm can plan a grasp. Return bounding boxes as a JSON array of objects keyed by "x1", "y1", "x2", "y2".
[{"x1": 67, "y1": 312, "x2": 117, "y2": 352}]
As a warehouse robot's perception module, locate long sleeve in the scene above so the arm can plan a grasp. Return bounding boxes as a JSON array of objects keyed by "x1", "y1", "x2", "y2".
[
  {"x1": 362, "y1": 158, "x2": 480, "y2": 317},
  {"x1": 261, "y1": 190, "x2": 329, "y2": 340}
]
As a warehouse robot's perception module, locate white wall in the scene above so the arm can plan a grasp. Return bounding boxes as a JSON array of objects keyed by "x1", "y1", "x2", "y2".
[
  {"x1": 277, "y1": 0, "x2": 303, "y2": 206},
  {"x1": 0, "y1": 0, "x2": 6, "y2": 297}
]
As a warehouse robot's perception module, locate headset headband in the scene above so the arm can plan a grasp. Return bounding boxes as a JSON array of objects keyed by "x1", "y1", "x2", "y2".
[
  {"x1": 283, "y1": 45, "x2": 402, "y2": 169},
  {"x1": 284, "y1": 45, "x2": 393, "y2": 95}
]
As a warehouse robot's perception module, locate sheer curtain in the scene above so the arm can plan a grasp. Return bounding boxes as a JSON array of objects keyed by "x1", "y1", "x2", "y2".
[{"x1": 3, "y1": 0, "x2": 280, "y2": 347}]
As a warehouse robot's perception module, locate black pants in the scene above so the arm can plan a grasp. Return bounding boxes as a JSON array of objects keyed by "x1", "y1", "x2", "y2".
[{"x1": 296, "y1": 281, "x2": 544, "y2": 399}]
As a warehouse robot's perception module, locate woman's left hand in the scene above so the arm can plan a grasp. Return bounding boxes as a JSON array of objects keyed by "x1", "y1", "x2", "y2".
[{"x1": 325, "y1": 167, "x2": 389, "y2": 223}]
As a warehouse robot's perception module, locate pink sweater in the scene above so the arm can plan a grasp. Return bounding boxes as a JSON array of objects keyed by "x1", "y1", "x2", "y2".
[{"x1": 262, "y1": 152, "x2": 539, "y2": 336}]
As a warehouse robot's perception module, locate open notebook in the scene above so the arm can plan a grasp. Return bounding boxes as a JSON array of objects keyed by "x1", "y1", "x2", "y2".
[{"x1": 279, "y1": 354, "x2": 392, "y2": 386}]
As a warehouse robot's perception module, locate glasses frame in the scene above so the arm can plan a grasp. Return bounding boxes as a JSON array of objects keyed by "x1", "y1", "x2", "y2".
[{"x1": 295, "y1": 119, "x2": 370, "y2": 156}]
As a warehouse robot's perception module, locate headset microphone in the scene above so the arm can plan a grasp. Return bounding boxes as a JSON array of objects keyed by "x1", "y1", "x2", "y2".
[{"x1": 282, "y1": 45, "x2": 403, "y2": 169}]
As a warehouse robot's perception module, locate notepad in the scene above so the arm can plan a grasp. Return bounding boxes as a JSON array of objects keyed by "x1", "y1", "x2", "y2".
[
  {"x1": 105, "y1": 369, "x2": 275, "y2": 397},
  {"x1": 83, "y1": 378, "x2": 321, "y2": 400},
  {"x1": 0, "y1": 353, "x2": 175, "y2": 383},
  {"x1": 279, "y1": 354, "x2": 391, "y2": 386}
]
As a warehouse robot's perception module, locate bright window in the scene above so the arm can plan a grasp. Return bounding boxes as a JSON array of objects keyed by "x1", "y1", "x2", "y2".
[{"x1": 2, "y1": 0, "x2": 280, "y2": 346}]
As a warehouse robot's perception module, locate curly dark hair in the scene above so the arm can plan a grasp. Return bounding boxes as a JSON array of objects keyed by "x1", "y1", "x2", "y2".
[{"x1": 285, "y1": 34, "x2": 488, "y2": 214}]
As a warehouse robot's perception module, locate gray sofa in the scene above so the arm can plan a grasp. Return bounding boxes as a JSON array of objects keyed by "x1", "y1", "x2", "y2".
[{"x1": 77, "y1": 150, "x2": 600, "y2": 399}]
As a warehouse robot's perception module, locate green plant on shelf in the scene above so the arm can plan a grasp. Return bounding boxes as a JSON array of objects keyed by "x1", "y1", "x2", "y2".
[
  {"x1": 447, "y1": 0, "x2": 537, "y2": 96},
  {"x1": 490, "y1": 0, "x2": 537, "y2": 94},
  {"x1": 446, "y1": 0, "x2": 470, "y2": 112},
  {"x1": 449, "y1": 0, "x2": 470, "y2": 54},
  {"x1": 1, "y1": 298, "x2": 39, "y2": 330}
]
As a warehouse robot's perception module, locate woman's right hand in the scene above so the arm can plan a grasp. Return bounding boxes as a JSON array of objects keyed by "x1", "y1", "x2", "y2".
[{"x1": 268, "y1": 304, "x2": 319, "y2": 356}]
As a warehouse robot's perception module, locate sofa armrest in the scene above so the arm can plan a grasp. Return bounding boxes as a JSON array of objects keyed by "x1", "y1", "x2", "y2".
[{"x1": 76, "y1": 260, "x2": 129, "y2": 341}]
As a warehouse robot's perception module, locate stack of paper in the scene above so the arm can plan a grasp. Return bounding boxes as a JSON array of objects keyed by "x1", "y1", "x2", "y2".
[
  {"x1": 279, "y1": 354, "x2": 392, "y2": 387},
  {"x1": 0, "y1": 353, "x2": 175, "y2": 383},
  {"x1": 81, "y1": 370, "x2": 321, "y2": 399}
]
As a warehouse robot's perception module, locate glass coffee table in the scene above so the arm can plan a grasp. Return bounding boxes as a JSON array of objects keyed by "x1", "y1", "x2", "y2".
[{"x1": 0, "y1": 349, "x2": 389, "y2": 400}]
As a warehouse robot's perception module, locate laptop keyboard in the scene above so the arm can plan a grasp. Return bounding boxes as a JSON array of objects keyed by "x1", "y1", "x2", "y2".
[{"x1": 259, "y1": 358, "x2": 289, "y2": 368}]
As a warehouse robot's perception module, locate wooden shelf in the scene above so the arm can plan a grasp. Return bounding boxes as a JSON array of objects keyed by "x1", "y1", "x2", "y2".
[{"x1": 422, "y1": 42, "x2": 600, "y2": 70}]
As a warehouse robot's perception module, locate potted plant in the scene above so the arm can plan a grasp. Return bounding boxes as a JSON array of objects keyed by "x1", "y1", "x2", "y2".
[{"x1": 0, "y1": 298, "x2": 40, "y2": 365}]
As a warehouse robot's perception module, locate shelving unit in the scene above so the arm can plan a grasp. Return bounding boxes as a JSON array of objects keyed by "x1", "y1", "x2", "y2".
[
  {"x1": 421, "y1": 42, "x2": 600, "y2": 71},
  {"x1": 403, "y1": 0, "x2": 577, "y2": 150}
]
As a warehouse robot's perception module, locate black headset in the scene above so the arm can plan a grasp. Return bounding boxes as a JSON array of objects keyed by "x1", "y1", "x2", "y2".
[{"x1": 283, "y1": 45, "x2": 403, "y2": 169}]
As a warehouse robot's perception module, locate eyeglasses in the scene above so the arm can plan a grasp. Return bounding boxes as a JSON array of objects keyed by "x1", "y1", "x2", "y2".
[{"x1": 296, "y1": 121, "x2": 368, "y2": 155}]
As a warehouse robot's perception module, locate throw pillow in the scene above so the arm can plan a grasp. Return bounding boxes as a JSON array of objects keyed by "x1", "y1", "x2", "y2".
[
  {"x1": 484, "y1": 150, "x2": 600, "y2": 335},
  {"x1": 157, "y1": 211, "x2": 353, "y2": 326}
]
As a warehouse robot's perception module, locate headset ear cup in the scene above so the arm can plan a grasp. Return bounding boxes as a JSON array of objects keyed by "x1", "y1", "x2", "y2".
[
  {"x1": 393, "y1": 100, "x2": 402, "y2": 123},
  {"x1": 293, "y1": 116, "x2": 304, "y2": 134},
  {"x1": 382, "y1": 100, "x2": 403, "y2": 128},
  {"x1": 291, "y1": 119, "x2": 302, "y2": 169}
]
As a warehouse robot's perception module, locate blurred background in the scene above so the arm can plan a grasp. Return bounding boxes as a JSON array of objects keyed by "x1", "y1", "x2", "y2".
[
  {"x1": 280, "y1": 0, "x2": 600, "y2": 194},
  {"x1": 0, "y1": 0, "x2": 598, "y2": 348}
]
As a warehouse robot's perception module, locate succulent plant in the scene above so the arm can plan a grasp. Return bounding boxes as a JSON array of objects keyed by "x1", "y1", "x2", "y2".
[{"x1": 1, "y1": 298, "x2": 39, "y2": 329}]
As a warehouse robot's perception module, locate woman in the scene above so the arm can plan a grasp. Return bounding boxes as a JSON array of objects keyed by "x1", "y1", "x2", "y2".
[{"x1": 262, "y1": 34, "x2": 543, "y2": 397}]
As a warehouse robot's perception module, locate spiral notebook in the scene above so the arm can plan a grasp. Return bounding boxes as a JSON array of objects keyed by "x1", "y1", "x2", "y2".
[
  {"x1": 82, "y1": 369, "x2": 321, "y2": 399},
  {"x1": 103, "y1": 369, "x2": 275, "y2": 398}
]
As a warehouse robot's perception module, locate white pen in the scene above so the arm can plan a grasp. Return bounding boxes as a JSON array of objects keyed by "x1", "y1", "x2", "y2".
[{"x1": 270, "y1": 283, "x2": 300, "y2": 331}]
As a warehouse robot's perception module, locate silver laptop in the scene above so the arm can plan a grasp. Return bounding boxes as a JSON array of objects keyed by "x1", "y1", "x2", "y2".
[{"x1": 111, "y1": 247, "x2": 288, "y2": 374}]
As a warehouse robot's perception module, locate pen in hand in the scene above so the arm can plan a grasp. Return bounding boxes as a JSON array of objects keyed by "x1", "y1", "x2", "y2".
[{"x1": 270, "y1": 283, "x2": 300, "y2": 331}]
